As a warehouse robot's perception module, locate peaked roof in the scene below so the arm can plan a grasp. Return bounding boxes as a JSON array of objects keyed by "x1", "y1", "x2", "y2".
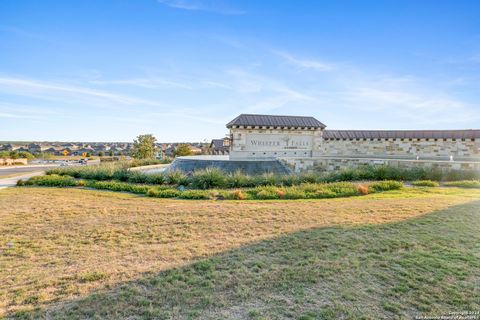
[
  {"x1": 210, "y1": 139, "x2": 226, "y2": 149},
  {"x1": 226, "y1": 114, "x2": 326, "y2": 129},
  {"x1": 323, "y1": 129, "x2": 480, "y2": 140}
]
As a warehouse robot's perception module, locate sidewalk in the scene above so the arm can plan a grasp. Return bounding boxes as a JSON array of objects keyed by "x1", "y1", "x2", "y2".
[
  {"x1": 0, "y1": 171, "x2": 44, "y2": 189},
  {"x1": 0, "y1": 164, "x2": 60, "y2": 170}
]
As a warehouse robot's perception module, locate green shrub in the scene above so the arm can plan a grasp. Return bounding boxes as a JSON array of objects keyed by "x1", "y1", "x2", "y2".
[
  {"x1": 307, "y1": 188, "x2": 337, "y2": 199},
  {"x1": 253, "y1": 173, "x2": 279, "y2": 186},
  {"x1": 277, "y1": 174, "x2": 301, "y2": 186},
  {"x1": 146, "y1": 188, "x2": 180, "y2": 198},
  {"x1": 144, "y1": 173, "x2": 166, "y2": 185},
  {"x1": 316, "y1": 165, "x2": 449, "y2": 182},
  {"x1": 325, "y1": 182, "x2": 359, "y2": 197},
  {"x1": 283, "y1": 187, "x2": 306, "y2": 199},
  {"x1": 443, "y1": 180, "x2": 480, "y2": 188},
  {"x1": 85, "y1": 181, "x2": 150, "y2": 194},
  {"x1": 442, "y1": 170, "x2": 480, "y2": 181},
  {"x1": 128, "y1": 158, "x2": 170, "y2": 168},
  {"x1": 297, "y1": 172, "x2": 319, "y2": 184},
  {"x1": 337, "y1": 168, "x2": 362, "y2": 181},
  {"x1": 255, "y1": 190, "x2": 279, "y2": 199},
  {"x1": 23, "y1": 174, "x2": 78, "y2": 187},
  {"x1": 300, "y1": 182, "x2": 359, "y2": 199},
  {"x1": 126, "y1": 171, "x2": 150, "y2": 184},
  {"x1": 190, "y1": 168, "x2": 227, "y2": 189},
  {"x1": 411, "y1": 180, "x2": 440, "y2": 187},
  {"x1": 164, "y1": 171, "x2": 188, "y2": 186},
  {"x1": 226, "y1": 171, "x2": 255, "y2": 188},
  {"x1": 178, "y1": 190, "x2": 210, "y2": 199},
  {"x1": 146, "y1": 188, "x2": 159, "y2": 197},
  {"x1": 47, "y1": 163, "x2": 123, "y2": 180},
  {"x1": 369, "y1": 180, "x2": 404, "y2": 192},
  {"x1": 112, "y1": 168, "x2": 130, "y2": 181},
  {"x1": 248, "y1": 186, "x2": 282, "y2": 200}
]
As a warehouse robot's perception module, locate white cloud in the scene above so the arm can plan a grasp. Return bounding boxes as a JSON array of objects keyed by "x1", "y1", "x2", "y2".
[
  {"x1": 331, "y1": 74, "x2": 480, "y2": 127},
  {"x1": 0, "y1": 112, "x2": 40, "y2": 119},
  {"x1": 90, "y1": 78, "x2": 192, "y2": 89},
  {"x1": 0, "y1": 112, "x2": 15, "y2": 118},
  {"x1": 0, "y1": 77, "x2": 164, "y2": 106},
  {"x1": 220, "y1": 68, "x2": 318, "y2": 114},
  {"x1": 157, "y1": 0, "x2": 245, "y2": 15},
  {"x1": 225, "y1": 68, "x2": 317, "y2": 100},
  {"x1": 276, "y1": 51, "x2": 333, "y2": 71}
]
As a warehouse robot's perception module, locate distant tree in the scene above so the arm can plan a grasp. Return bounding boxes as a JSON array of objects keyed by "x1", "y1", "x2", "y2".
[
  {"x1": 98, "y1": 151, "x2": 105, "y2": 157},
  {"x1": 109, "y1": 150, "x2": 114, "y2": 157},
  {"x1": 132, "y1": 134, "x2": 158, "y2": 159},
  {"x1": 0, "y1": 151, "x2": 34, "y2": 160},
  {"x1": 15, "y1": 151, "x2": 34, "y2": 160},
  {"x1": 36, "y1": 152, "x2": 55, "y2": 160},
  {"x1": 175, "y1": 144, "x2": 193, "y2": 157}
]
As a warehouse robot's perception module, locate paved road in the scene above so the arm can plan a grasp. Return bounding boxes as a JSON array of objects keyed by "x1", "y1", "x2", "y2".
[
  {"x1": 0, "y1": 160, "x2": 100, "y2": 189},
  {"x1": 0, "y1": 165, "x2": 61, "y2": 178},
  {"x1": 0, "y1": 171, "x2": 45, "y2": 189}
]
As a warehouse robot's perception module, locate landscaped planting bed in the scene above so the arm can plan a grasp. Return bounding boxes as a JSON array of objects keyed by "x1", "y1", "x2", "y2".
[
  {"x1": 46, "y1": 164, "x2": 480, "y2": 189},
  {"x1": 19, "y1": 164, "x2": 479, "y2": 200},
  {"x1": 18, "y1": 174, "x2": 404, "y2": 200}
]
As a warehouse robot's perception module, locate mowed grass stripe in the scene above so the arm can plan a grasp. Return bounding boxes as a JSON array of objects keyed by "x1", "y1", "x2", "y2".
[{"x1": 0, "y1": 187, "x2": 479, "y2": 319}]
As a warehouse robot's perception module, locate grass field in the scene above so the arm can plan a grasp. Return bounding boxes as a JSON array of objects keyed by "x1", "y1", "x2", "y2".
[{"x1": 1, "y1": 187, "x2": 479, "y2": 319}]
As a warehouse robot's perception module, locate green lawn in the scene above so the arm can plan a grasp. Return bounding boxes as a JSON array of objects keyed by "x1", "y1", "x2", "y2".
[{"x1": 1, "y1": 187, "x2": 479, "y2": 319}]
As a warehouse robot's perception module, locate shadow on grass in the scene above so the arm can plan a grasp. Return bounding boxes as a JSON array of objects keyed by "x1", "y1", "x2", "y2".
[{"x1": 11, "y1": 200, "x2": 480, "y2": 319}]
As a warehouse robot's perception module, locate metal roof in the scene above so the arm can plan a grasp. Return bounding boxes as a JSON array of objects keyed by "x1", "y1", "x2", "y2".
[
  {"x1": 210, "y1": 139, "x2": 228, "y2": 150},
  {"x1": 323, "y1": 130, "x2": 480, "y2": 140},
  {"x1": 226, "y1": 114, "x2": 326, "y2": 129}
]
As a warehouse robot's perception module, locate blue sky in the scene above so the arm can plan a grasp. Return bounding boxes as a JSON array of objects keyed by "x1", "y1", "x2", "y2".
[{"x1": 1, "y1": 0, "x2": 479, "y2": 142}]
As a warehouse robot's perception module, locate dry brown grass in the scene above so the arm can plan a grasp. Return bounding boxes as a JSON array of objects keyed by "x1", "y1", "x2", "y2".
[{"x1": 1, "y1": 187, "x2": 479, "y2": 318}]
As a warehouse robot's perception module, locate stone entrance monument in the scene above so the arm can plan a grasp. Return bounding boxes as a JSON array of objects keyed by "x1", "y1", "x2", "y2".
[{"x1": 159, "y1": 113, "x2": 479, "y2": 174}]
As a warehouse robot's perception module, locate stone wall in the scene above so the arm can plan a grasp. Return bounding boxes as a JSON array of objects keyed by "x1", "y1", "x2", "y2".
[
  {"x1": 320, "y1": 138, "x2": 480, "y2": 160},
  {"x1": 226, "y1": 125, "x2": 480, "y2": 173},
  {"x1": 166, "y1": 156, "x2": 292, "y2": 175},
  {"x1": 229, "y1": 127, "x2": 323, "y2": 159},
  {"x1": 0, "y1": 158, "x2": 28, "y2": 166},
  {"x1": 281, "y1": 156, "x2": 480, "y2": 173},
  {"x1": 228, "y1": 127, "x2": 480, "y2": 161}
]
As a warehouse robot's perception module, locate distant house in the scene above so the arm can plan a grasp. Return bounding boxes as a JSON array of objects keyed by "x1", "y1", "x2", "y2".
[
  {"x1": 0, "y1": 144, "x2": 13, "y2": 151},
  {"x1": 164, "y1": 146, "x2": 176, "y2": 158},
  {"x1": 27, "y1": 143, "x2": 42, "y2": 154},
  {"x1": 42, "y1": 147, "x2": 58, "y2": 154},
  {"x1": 112, "y1": 146, "x2": 124, "y2": 155},
  {"x1": 63, "y1": 143, "x2": 76, "y2": 148},
  {"x1": 209, "y1": 138, "x2": 230, "y2": 155},
  {"x1": 93, "y1": 144, "x2": 107, "y2": 153},
  {"x1": 155, "y1": 149, "x2": 164, "y2": 159},
  {"x1": 76, "y1": 148, "x2": 95, "y2": 156},
  {"x1": 14, "y1": 147, "x2": 30, "y2": 153}
]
